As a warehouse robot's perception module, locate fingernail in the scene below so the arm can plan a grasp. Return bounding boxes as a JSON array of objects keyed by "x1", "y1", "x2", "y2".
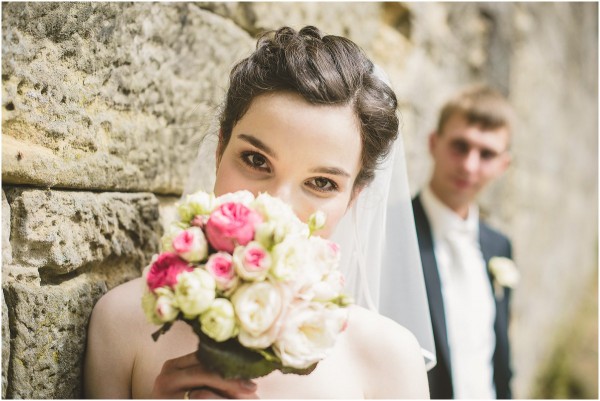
[{"x1": 240, "y1": 380, "x2": 257, "y2": 391}]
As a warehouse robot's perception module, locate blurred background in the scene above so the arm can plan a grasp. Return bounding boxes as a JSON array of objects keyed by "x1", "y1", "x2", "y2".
[{"x1": 1, "y1": 2, "x2": 597, "y2": 398}]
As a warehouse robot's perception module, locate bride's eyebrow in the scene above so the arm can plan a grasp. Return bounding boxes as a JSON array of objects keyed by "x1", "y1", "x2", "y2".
[
  {"x1": 310, "y1": 166, "x2": 351, "y2": 178},
  {"x1": 237, "y1": 134, "x2": 278, "y2": 159}
]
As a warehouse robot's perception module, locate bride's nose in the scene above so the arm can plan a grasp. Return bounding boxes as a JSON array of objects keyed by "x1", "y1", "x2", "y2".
[
  {"x1": 267, "y1": 181, "x2": 294, "y2": 206},
  {"x1": 260, "y1": 181, "x2": 314, "y2": 225}
]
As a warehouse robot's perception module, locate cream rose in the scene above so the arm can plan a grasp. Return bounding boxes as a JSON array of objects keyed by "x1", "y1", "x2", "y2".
[
  {"x1": 310, "y1": 270, "x2": 345, "y2": 302},
  {"x1": 200, "y1": 298, "x2": 238, "y2": 342},
  {"x1": 273, "y1": 303, "x2": 347, "y2": 369},
  {"x1": 270, "y1": 236, "x2": 312, "y2": 282},
  {"x1": 252, "y1": 193, "x2": 308, "y2": 240},
  {"x1": 232, "y1": 281, "x2": 283, "y2": 349},
  {"x1": 215, "y1": 190, "x2": 255, "y2": 207},
  {"x1": 177, "y1": 191, "x2": 216, "y2": 222},
  {"x1": 174, "y1": 269, "x2": 216, "y2": 318},
  {"x1": 252, "y1": 193, "x2": 296, "y2": 222}
]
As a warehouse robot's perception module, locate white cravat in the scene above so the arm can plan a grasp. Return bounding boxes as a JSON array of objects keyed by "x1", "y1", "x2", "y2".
[{"x1": 421, "y1": 186, "x2": 496, "y2": 399}]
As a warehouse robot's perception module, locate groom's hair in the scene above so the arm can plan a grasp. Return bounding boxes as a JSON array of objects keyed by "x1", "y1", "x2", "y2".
[
  {"x1": 436, "y1": 84, "x2": 515, "y2": 137},
  {"x1": 219, "y1": 26, "x2": 399, "y2": 190}
]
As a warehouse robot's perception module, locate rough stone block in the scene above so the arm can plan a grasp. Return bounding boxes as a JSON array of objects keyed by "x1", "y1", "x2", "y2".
[
  {"x1": 2, "y1": 290, "x2": 9, "y2": 399},
  {"x1": 2, "y1": 190, "x2": 12, "y2": 265},
  {"x1": 4, "y1": 278, "x2": 106, "y2": 398},
  {"x1": 4, "y1": 187, "x2": 161, "y2": 278},
  {"x1": 198, "y1": 2, "x2": 380, "y2": 51},
  {"x1": 2, "y1": 3, "x2": 254, "y2": 194}
]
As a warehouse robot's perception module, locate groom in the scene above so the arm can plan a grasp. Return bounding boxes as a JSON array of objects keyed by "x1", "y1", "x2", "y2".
[{"x1": 413, "y1": 85, "x2": 515, "y2": 399}]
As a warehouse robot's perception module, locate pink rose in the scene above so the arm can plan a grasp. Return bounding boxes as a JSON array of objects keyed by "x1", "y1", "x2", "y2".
[
  {"x1": 233, "y1": 242, "x2": 272, "y2": 281},
  {"x1": 147, "y1": 252, "x2": 193, "y2": 291},
  {"x1": 205, "y1": 202, "x2": 263, "y2": 253},
  {"x1": 172, "y1": 227, "x2": 208, "y2": 262},
  {"x1": 205, "y1": 252, "x2": 238, "y2": 291}
]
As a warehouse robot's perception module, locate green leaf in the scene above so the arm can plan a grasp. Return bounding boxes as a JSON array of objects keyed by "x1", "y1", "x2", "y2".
[{"x1": 151, "y1": 322, "x2": 173, "y2": 341}]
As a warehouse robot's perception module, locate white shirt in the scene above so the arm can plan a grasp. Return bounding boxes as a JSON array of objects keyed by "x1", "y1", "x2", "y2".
[{"x1": 421, "y1": 185, "x2": 496, "y2": 399}]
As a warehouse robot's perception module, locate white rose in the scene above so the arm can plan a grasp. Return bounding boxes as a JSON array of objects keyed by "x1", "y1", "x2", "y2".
[
  {"x1": 489, "y1": 257, "x2": 520, "y2": 288},
  {"x1": 273, "y1": 303, "x2": 347, "y2": 369},
  {"x1": 308, "y1": 237, "x2": 341, "y2": 273},
  {"x1": 232, "y1": 281, "x2": 283, "y2": 348},
  {"x1": 252, "y1": 193, "x2": 308, "y2": 240},
  {"x1": 232, "y1": 242, "x2": 272, "y2": 282},
  {"x1": 310, "y1": 270, "x2": 345, "y2": 302},
  {"x1": 185, "y1": 191, "x2": 216, "y2": 216},
  {"x1": 174, "y1": 269, "x2": 216, "y2": 318},
  {"x1": 214, "y1": 190, "x2": 255, "y2": 207},
  {"x1": 176, "y1": 192, "x2": 214, "y2": 223},
  {"x1": 252, "y1": 193, "x2": 296, "y2": 222},
  {"x1": 200, "y1": 298, "x2": 238, "y2": 342},
  {"x1": 271, "y1": 237, "x2": 313, "y2": 282},
  {"x1": 271, "y1": 238, "x2": 325, "y2": 300}
]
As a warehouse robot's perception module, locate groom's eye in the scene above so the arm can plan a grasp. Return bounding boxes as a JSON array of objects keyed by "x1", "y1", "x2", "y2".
[{"x1": 451, "y1": 140, "x2": 469, "y2": 155}]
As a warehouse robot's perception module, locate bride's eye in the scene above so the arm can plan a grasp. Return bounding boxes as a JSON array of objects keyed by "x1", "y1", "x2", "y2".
[
  {"x1": 241, "y1": 151, "x2": 270, "y2": 172},
  {"x1": 306, "y1": 177, "x2": 338, "y2": 192}
]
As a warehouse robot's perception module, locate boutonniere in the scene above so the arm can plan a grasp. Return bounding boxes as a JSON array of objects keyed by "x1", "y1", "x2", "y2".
[{"x1": 488, "y1": 257, "x2": 520, "y2": 299}]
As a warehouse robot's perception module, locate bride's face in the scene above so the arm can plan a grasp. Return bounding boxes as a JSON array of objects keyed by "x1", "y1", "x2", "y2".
[{"x1": 214, "y1": 91, "x2": 363, "y2": 238}]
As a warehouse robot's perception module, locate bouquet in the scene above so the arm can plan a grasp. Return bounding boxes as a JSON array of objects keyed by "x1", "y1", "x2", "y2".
[{"x1": 141, "y1": 190, "x2": 351, "y2": 379}]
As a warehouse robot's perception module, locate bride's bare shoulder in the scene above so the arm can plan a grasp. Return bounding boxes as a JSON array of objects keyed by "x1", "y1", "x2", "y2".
[
  {"x1": 85, "y1": 277, "x2": 148, "y2": 397},
  {"x1": 89, "y1": 277, "x2": 147, "y2": 331},
  {"x1": 347, "y1": 305, "x2": 417, "y2": 345},
  {"x1": 344, "y1": 305, "x2": 429, "y2": 398}
]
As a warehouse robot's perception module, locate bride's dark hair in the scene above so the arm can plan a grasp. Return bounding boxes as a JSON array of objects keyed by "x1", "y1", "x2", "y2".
[{"x1": 219, "y1": 26, "x2": 399, "y2": 190}]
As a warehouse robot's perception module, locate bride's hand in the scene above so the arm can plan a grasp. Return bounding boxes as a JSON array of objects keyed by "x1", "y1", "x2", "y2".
[{"x1": 152, "y1": 351, "x2": 259, "y2": 399}]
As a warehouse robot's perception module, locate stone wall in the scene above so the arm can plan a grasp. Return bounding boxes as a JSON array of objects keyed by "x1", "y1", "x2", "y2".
[{"x1": 2, "y1": 2, "x2": 597, "y2": 398}]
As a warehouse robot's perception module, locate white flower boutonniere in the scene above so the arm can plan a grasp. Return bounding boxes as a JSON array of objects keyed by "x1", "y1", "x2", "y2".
[{"x1": 488, "y1": 256, "x2": 520, "y2": 299}]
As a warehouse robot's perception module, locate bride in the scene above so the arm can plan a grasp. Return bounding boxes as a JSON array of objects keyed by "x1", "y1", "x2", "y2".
[{"x1": 84, "y1": 26, "x2": 432, "y2": 399}]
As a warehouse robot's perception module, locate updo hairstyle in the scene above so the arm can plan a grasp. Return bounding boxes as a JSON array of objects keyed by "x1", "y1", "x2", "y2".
[{"x1": 218, "y1": 26, "x2": 399, "y2": 190}]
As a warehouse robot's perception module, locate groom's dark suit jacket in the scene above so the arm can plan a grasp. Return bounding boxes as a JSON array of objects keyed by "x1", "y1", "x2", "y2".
[{"x1": 412, "y1": 194, "x2": 513, "y2": 399}]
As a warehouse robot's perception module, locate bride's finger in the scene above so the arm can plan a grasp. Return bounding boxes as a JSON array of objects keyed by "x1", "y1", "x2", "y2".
[
  {"x1": 177, "y1": 364, "x2": 257, "y2": 397},
  {"x1": 164, "y1": 351, "x2": 202, "y2": 370},
  {"x1": 153, "y1": 356, "x2": 257, "y2": 399},
  {"x1": 187, "y1": 387, "x2": 226, "y2": 399}
]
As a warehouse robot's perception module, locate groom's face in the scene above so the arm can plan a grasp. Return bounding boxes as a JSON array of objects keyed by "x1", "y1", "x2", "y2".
[{"x1": 429, "y1": 113, "x2": 511, "y2": 215}]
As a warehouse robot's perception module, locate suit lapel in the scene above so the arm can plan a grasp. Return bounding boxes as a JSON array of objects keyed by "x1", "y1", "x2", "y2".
[
  {"x1": 480, "y1": 221, "x2": 510, "y2": 396},
  {"x1": 479, "y1": 222, "x2": 496, "y2": 291},
  {"x1": 413, "y1": 196, "x2": 452, "y2": 374}
]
